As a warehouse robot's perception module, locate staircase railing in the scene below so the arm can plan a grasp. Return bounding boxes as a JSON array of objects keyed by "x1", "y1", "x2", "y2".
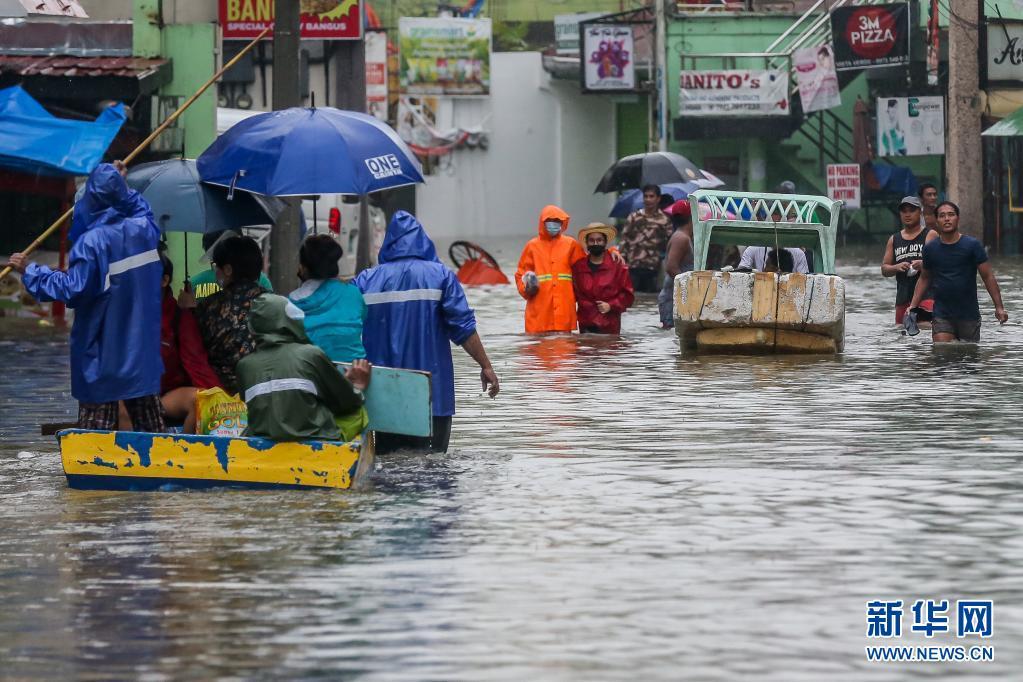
[{"x1": 794, "y1": 108, "x2": 856, "y2": 167}]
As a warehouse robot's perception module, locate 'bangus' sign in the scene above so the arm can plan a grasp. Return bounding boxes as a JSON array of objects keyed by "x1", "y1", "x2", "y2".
[{"x1": 830, "y1": 3, "x2": 910, "y2": 71}]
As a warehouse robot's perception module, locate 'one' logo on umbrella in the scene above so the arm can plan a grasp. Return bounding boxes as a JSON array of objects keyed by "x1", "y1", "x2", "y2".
[{"x1": 365, "y1": 154, "x2": 404, "y2": 180}]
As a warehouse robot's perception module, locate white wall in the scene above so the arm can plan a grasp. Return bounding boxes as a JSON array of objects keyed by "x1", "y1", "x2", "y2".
[{"x1": 414, "y1": 52, "x2": 615, "y2": 240}]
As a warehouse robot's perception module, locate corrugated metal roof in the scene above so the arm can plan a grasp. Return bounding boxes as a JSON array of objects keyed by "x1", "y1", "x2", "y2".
[{"x1": 0, "y1": 55, "x2": 167, "y2": 78}]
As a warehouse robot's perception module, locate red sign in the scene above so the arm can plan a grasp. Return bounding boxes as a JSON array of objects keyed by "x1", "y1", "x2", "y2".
[
  {"x1": 219, "y1": 0, "x2": 362, "y2": 41},
  {"x1": 830, "y1": 3, "x2": 909, "y2": 71},
  {"x1": 844, "y1": 7, "x2": 898, "y2": 60}
]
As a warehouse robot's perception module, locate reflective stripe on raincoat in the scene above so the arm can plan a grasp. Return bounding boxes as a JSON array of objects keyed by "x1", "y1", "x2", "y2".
[
  {"x1": 514, "y1": 205, "x2": 585, "y2": 333},
  {"x1": 235, "y1": 294, "x2": 363, "y2": 442},
  {"x1": 354, "y1": 211, "x2": 477, "y2": 417},
  {"x1": 22, "y1": 163, "x2": 163, "y2": 404}
]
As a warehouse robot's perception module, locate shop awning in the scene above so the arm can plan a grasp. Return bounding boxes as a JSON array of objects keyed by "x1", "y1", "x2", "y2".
[
  {"x1": 0, "y1": 84, "x2": 125, "y2": 176},
  {"x1": 982, "y1": 105, "x2": 1023, "y2": 137}
]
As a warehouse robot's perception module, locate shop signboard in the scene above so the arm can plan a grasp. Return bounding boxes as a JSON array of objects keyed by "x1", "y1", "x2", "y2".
[
  {"x1": 876, "y1": 96, "x2": 945, "y2": 157},
  {"x1": 365, "y1": 30, "x2": 388, "y2": 120},
  {"x1": 830, "y1": 3, "x2": 910, "y2": 71},
  {"x1": 827, "y1": 164, "x2": 860, "y2": 209},
  {"x1": 986, "y1": 20, "x2": 1023, "y2": 85},
  {"x1": 398, "y1": 17, "x2": 491, "y2": 96},
  {"x1": 582, "y1": 24, "x2": 635, "y2": 91},
  {"x1": 554, "y1": 12, "x2": 603, "y2": 56},
  {"x1": 219, "y1": 0, "x2": 362, "y2": 40},
  {"x1": 793, "y1": 44, "x2": 841, "y2": 113},
  {"x1": 679, "y1": 69, "x2": 789, "y2": 117}
]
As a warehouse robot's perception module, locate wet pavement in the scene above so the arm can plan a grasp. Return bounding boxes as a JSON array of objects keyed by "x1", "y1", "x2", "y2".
[{"x1": 1, "y1": 246, "x2": 1021, "y2": 679}]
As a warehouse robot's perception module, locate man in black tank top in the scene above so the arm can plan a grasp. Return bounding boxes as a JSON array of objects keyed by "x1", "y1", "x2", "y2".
[{"x1": 881, "y1": 196, "x2": 937, "y2": 325}]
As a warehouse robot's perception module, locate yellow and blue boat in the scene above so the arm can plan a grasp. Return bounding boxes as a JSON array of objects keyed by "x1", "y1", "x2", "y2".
[
  {"x1": 57, "y1": 365, "x2": 432, "y2": 491},
  {"x1": 59, "y1": 429, "x2": 374, "y2": 491}
]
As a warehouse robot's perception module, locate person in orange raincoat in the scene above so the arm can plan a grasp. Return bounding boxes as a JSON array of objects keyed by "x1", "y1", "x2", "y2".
[{"x1": 515, "y1": 205, "x2": 585, "y2": 333}]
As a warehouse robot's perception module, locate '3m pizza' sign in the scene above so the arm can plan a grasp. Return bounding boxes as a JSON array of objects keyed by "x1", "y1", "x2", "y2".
[{"x1": 830, "y1": 3, "x2": 910, "y2": 71}]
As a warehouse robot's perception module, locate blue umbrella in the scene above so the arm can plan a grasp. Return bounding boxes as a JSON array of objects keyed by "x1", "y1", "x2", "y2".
[
  {"x1": 196, "y1": 107, "x2": 424, "y2": 196},
  {"x1": 125, "y1": 159, "x2": 283, "y2": 233},
  {"x1": 609, "y1": 182, "x2": 697, "y2": 219}
]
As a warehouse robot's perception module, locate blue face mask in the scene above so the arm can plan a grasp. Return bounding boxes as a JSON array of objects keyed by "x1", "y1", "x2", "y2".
[{"x1": 545, "y1": 221, "x2": 562, "y2": 236}]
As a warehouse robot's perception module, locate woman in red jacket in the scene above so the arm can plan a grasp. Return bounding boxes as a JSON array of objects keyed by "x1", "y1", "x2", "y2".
[
  {"x1": 571, "y1": 223, "x2": 635, "y2": 334},
  {"x1": 158, "y1": 250, "x2": 223, "y2": 432}
]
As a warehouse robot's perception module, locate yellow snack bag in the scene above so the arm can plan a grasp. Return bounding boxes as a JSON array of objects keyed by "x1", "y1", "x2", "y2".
[{"x1": 195, "y1": 387, "x2": 248, "y2": 437}]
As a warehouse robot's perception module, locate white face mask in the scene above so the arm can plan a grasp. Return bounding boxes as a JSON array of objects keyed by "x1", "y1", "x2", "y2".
[{"x1": 544, "y1": 221, "x2": 562, "y2": 236}]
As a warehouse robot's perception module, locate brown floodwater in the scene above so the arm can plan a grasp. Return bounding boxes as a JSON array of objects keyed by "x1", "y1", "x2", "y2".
[{"x1": 1, "y1": 245, "x2": 1021, "y2": 680}]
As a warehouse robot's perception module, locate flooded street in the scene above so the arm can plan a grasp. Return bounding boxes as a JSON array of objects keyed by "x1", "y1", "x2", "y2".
[{"x1": 2, "y1": 247, "x2": 1022, "y2": 680}]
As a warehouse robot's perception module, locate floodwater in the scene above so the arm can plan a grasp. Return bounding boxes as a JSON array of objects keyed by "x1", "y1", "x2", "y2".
[{"x1": 2, "y1": 246, "x2": 1022, "y2": 680}]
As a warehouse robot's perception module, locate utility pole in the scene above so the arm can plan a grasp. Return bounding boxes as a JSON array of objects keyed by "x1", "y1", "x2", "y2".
[
  {"x1": 945, "y1": 0, "x2": 983, "y2": 238},
  {"x1": 655, "y1": 0, "x2": 668, "y2": 152},
  {"x1": 269, "y1": 0, "x2": 302, "y2": 292},
  {"x1": 334, "y1": 35, "x2": 370, "y2": 273}
]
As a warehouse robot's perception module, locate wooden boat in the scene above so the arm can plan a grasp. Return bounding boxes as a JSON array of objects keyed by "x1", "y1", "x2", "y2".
[
  {"x1": 675, "y1": 190, "x2": 846, "y2": 354},
  {"x1": 60, "y1": 429, "x2": 372, "y2": 491},
  {"x1": 58, "y1": 365, "x2": 431, "y2": 491}
]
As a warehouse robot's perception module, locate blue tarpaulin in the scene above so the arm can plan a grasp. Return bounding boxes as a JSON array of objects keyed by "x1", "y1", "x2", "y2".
[
  {"x1": 865, "y1": 161, "x2": 919, "y2": 197},
  {"x1": 0, "y1": 85, "x2": 125, "y2": 176}
]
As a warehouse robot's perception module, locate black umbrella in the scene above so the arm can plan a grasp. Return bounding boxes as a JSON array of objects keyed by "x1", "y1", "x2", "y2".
[{"x1": 595, "y1": 151, "x2": 722, "y2": 193}]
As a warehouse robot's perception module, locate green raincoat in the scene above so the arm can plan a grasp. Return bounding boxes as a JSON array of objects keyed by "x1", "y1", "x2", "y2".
[{"x1": 236, "y1": 294, "x2": 365, "y2": 442}]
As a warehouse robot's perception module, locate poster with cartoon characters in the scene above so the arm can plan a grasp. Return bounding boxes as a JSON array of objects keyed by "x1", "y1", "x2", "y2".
[{"x1": 583, "y1": 25, "x2": 635, "y2": 92}]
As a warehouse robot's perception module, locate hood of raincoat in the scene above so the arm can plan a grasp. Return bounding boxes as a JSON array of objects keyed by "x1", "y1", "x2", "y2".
[
  {"x1": 379, "y1": 210, "x2": 440, "y2": 264},
  {"x1": 248, "y1": 293, "x2": 311, "y2": 347},
  {"x1": 536, "y1": 205, "x2": 570, "y2": 240},
  {"x1": 70, "y1": 163, "x2": 152, "y2": 242}
]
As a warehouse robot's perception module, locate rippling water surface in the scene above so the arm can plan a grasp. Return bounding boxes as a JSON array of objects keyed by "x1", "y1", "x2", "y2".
[{"x1": 2, "y1": 246, "x2": 1022, "y2": 680}]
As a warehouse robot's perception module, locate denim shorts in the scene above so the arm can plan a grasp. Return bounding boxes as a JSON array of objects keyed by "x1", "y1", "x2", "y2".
[{"x1": 931, "y1": 317, "x2": 981, "y2": 342}]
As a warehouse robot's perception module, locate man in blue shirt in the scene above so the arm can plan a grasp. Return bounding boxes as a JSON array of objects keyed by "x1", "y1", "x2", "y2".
[{"x1": 908, "y1": 201, "x2": 1007, "y2": 342}]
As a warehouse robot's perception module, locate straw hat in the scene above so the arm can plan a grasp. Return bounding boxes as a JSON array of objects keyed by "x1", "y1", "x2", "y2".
[{"x1": 577, "y1": 222, "x2": 617, "y2": 246}]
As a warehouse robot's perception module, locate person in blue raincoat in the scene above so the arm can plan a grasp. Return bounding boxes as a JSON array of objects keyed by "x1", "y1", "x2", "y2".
[
  {"x1": 354, "y1": 210, "x2": 499, "y2": 453},
  {"x1": 8, "y1": 162, "x2": 165, "y2": 432}
]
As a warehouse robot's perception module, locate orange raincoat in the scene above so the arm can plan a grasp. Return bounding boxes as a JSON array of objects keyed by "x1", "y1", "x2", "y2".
[{"x1": 515, "y1": 205, "x2": 585, "y2": 333}]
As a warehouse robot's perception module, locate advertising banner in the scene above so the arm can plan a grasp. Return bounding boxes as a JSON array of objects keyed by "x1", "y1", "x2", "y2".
[
  {"x1": 830, "y1": 3, "x2": 910, "y2": 71},
  {"x1": 583, "y1": 25, "x2": 635, "y2": 91},
  {"x1": 679, "y1": 70, "x2": 789, "y2": 117},
  {"x1": 398, "y1": 17, "x2": 491, "y2": 96},
  {"x1": 793, "y1": 44, "x2": 841, "y2": 113},
  {"x1": 827, "y1": 164, "x2": 861, "y2": 209},
  {"x1": 365, "y1": 30, "x2": 388, "y2": 120},
  {"x1": 986, "y1": 21, "x2": 1023, "y2": 84},
  {"x1": 876, "y1": 96, "x2": 945, "y2": 157},
  {"x1": 554, "y1": 13, "x2": 603, "y2": 56},
  {"x1": 219, "y1": 0, "x2": 362, "y2": 40}
]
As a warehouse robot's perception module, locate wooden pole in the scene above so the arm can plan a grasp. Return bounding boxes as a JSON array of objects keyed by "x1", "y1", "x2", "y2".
[{"x1": 0, "y1": 26, "x2": 272, "y2": 281}]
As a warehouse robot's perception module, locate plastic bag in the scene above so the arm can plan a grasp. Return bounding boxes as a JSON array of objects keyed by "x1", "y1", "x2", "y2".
[
  {"x1": 335, "y1": 405, "x2": 369, "y2": 442},
  {"x1": 195, "y1": 387, "x2": 248, "y2": 437}
]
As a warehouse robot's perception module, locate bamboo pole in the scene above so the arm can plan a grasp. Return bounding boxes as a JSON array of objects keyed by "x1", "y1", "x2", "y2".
[{"x1": 0, "y1": 25, "x2": 272, "y2": 281}]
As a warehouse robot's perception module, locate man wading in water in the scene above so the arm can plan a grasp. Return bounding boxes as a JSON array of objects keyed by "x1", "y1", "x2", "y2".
[
  {"x1": 881, "y1": 196, "x2": 937, "y2": 326},
  {"x1": 907, "y1": 201, "x2": 1008, "y2": 342}
]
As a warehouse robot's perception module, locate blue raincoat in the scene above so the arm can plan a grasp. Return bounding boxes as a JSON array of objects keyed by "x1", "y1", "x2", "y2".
[
  {"x1": 354, "y1": 211, "x2": 477, "y2": 417},
  {"x1": 22, "y1": 164, "x2": 163, "y2": 404}
]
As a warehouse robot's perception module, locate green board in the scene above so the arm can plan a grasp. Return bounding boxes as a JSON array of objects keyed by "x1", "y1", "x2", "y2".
[{"x1": 337, "y1": 364, "x2": 433, "y2": 438}]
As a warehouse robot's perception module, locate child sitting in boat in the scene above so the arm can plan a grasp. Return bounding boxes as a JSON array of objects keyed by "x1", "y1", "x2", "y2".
[
  {"x1": 288, "y1": 234, "x2": 367, "y2": 363},
  {"x1": 236, "y1": 293, "x2": 371, "y2": 442}
]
